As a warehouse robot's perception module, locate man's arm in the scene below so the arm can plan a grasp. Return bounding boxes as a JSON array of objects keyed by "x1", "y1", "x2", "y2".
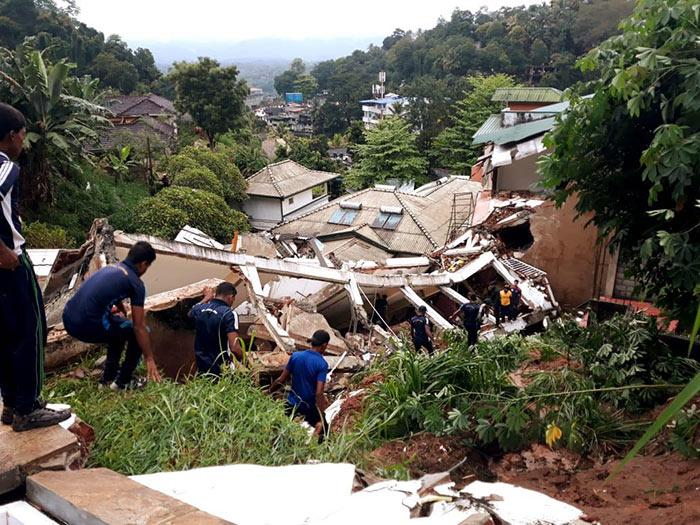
[
  {"x1": 315, "y1": 381, "x2": 327, "y2": 412},
  {"x1": 188, "y1": 287, "x2": 215, "y2": 318},
  {"x1": 0, "y1": 240, "x2": 19, "y2": 270},
  {"x1": 449, "y1": 306, "x2": 462, "y2": 321},
  {"x1": 425, "y1": 321, "x2": 434, "y2": 341},
  {"x1": 265, "y1": 369, "x2": 290, "y2": 395},
  {"x1": 226, "y1": 332, "x2": 243, "y2": 362},
  {"x1": 131, "y1": 306, "x2": 162, "y2": 382}
]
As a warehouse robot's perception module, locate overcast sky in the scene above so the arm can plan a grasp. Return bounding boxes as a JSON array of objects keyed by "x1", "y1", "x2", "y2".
[{"x1": 72, "y1": 0, "x2": 543, "y2": 43}]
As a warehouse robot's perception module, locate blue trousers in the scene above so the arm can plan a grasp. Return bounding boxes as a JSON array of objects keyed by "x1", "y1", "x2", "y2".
[
  {"x1": 0, "y1": 253, "x2": 47, "y2": 414},
  {"x1": 64, "y1": 314, "x2": 142, "y2": 387}
]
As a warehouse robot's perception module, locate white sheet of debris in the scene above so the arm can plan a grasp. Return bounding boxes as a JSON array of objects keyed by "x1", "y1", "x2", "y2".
[
  {"x1": 461, "y1": 481, "x2": 583, "y2": 525},
  {"x1": 132, "y1": 463, "x2": 355, "y2": 525},
  {"x1": 0, "y1": 501, "x2": 58, "y2": 524}
]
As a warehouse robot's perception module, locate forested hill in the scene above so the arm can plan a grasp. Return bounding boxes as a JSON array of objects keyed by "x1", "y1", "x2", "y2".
[
  {"x1": 0, "y1": 0, "x2": 164, "y2": 95},
  {"x1": 308, "y1": 0, "x2": 633, "y2": 135}
]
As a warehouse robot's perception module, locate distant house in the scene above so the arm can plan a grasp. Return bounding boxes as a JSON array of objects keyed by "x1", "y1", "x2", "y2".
[
  {"x1": 360, "y1": 93, "x2": 411, "y2": 130},
  {"x1": 245, "y1": 88, "x2": 264, "y2": 108},
  {"x1": 271, "y1": 176, "x2": 481, "y2": 261},
  {"x1": 491, "y1": 87, "x2": 563, "y2": 111},
  {"x1": 244, "y1": 160, "x2": 341, "y2": 230},
  {"x1": 95, "y1": 94, "x2": 180, "y2": 153}
]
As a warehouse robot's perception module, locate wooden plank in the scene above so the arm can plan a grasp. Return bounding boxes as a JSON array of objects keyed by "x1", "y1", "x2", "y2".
[
  {"x1": 27, "y1": 468, "x2": 232, "y2": 525},
  {"x1": 0, "y1": 406, "x2": 80, "y2": 495}
]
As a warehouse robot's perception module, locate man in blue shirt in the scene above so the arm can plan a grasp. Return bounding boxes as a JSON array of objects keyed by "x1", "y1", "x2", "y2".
[
  {"x1": 410, "y1": 305, "x2": 434, "y2": 355},
  {"x1": 0, "y1": 103, "x2": 70, "y2": 432},
  {"x1": 450, "y1": 293, "x2": 481, "y2": 347},
  {"x1": 265, "y1": 330, "x2": 330, "y2": 440},
  {"x1": 188, "y1": 281, "x2": 242, "y2": 376},
  {"x1": 63, "y1": 242, "x2": 162, "y2": 389}
]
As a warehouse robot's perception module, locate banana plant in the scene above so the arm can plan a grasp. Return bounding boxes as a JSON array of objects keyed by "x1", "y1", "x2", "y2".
[
  {"x1": 107, "y1": 145, "x2": 137, "y2": 183},
  {"x1": 0, "y1": 38, "x2": 111, "y2": 206}
]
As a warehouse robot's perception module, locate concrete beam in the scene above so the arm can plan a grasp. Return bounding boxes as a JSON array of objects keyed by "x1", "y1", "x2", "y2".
[
  {"x1": 439, "y1": 286, "x2": 470, "y2": 306},
  {"x1": 400, "y1": 286, "x2": 453, "y2": 330}
]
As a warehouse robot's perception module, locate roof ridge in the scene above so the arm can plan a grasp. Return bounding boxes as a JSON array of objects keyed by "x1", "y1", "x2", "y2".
[
  {"x1": 267, "y1": 165, "x2": 284, "y2": 197},
  {"x1": 394, "y1": 191, "x2": 439, "y2": 249}
]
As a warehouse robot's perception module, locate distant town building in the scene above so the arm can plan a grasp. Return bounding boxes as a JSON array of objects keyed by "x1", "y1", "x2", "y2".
[
  {"x1": 285, "y1": 92, "x2": 303, "y2": 104},
  {"x1": 360, "y1": 93, "x2": 411, "y2": 130},
  {"x1": 245, "y1": 87, "x2": 264, "y2": 108}
]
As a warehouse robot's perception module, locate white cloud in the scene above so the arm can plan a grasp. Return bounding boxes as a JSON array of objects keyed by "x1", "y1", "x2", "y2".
[{"x1": 73, "y1": 0, "x2": 543, "y2": 43}]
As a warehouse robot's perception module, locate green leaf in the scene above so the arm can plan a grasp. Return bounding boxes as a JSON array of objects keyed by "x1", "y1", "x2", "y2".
[
  {"x1": 607, "y1": 371, "x2": 700, "y2": 480},
  {"x1": 689, "y1": 302, "x2": 700, "y2": 358}
]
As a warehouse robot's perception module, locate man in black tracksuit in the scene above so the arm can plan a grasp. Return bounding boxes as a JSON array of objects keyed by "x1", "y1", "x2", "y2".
[
  {"x1": 450, "y1": 293, "x2": 481, "y2": 347},
  {"x1": 410, "y1": 305, "x2": 435, "y2": 355},
  {"x1": 0, "y1": 104, "x2": 69, "y2": 432}
]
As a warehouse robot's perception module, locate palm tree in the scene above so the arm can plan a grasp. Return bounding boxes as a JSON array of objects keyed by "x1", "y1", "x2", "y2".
[{"x1": 0, "y1": 39, "x2": 111, "y2": 207}]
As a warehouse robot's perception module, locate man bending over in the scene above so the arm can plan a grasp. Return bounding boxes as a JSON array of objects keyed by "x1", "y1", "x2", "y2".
[{"x1": 63, "y1": 242, "x2": 162, "y2": 390}]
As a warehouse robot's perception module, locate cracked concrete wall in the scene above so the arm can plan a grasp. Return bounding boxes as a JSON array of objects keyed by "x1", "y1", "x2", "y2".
[{"x1": 519, "y1": 196, "x2": 610, "y2": 306}]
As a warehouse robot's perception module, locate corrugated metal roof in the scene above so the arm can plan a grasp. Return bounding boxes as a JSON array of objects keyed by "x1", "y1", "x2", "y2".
[
  {"x1": 246, "y1": 160, "x2": 340, "y2": 198},
  {"x1": 491, "y1": 87, "x2": 563, "y2": 103},
  {"x1": 528, "y1": 94, "x2": 593, "y2": 113},
  {"x1": 359, "y1": 96, "x2": 410, "y2": 105},
  {"x1": 472, "y1": 116, "x2": 555, "y2": 145}
]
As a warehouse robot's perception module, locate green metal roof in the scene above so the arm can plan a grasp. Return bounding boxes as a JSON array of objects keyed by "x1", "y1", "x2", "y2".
[
  {"x1": 472, "y1": 115, "x2": 556, "y2": 145},
  {"x1": 491, "y1": 87, "x2": 563, "y2": 103}
]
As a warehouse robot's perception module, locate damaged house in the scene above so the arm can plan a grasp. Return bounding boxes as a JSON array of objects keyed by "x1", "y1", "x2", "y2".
[{"x1": 468, "y1": 88, "x2": 637, "y2": 308}]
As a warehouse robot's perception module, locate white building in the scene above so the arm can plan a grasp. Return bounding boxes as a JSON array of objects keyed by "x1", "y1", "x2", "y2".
[
  {"x1": 243, "y1": 160, "x2": 340, "y2": 230},
  {"x1": 245, "y1": 88, "x2": 264, "y2": 108},
  {"x1": 360, "y1": 93, "x2": 411, "y2": 130}
]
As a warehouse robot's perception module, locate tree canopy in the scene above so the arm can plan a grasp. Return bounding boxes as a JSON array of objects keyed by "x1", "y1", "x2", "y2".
[
  {"x1": 432, "y1": 74, "x2": 516, "y2": 173},
  {"x1": 169, "y1": 58, "x2": 249, "y2": 147},
  {"x1": 347, "y1": 117, "x2": 428, "y2": 190},
  {"x1": 537, "y1": 0, "x2": 700, "y2": 326}
]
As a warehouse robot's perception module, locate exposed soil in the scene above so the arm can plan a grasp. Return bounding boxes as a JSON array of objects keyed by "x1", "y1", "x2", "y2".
[
  {"x1": 368, "y1": 433, "x2": 491, "y2": 482},
  {"x1": 492, "y1": 447, "x2": 700, "y2": 525},
  {"x1": 509, "y1": 349, "x2": 583, "y2": 387},
  {"x1": 331, "y1": 392, "x2": 366, "y2": 433}
]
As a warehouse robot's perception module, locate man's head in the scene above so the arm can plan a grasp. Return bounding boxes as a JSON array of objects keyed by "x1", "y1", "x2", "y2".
[
  {"x1": 514, "y1": 280, "x2": 519, "y2": 286},
  {"x1": 418, "y1": 305, "x2": 427, "y2": 314},
  {"x1": 308, "y1": 329, "x2": 330, "y2": 353},
  {"x1": 125, "y1": 241, "x2": 156, "y2": 276},
  {"x1": 382, "y1": 294, "x2": 388, "y2": 300},
  {"x1": 469, "y1": 293, "x2": 477, "y2": 302},
  {"x1": 0, "y1": 104, "x2": 27, "y2": 160},
  {"x1": 215, "y1": 281, "x2": 237, "y2": 306},
  {"x1": 503, "y1": 283, "x2": 510, "y2": 291}
]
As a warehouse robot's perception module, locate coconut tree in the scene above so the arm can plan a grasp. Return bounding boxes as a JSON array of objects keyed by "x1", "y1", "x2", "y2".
[{"x1": 0, "y1": 39, "x2": 111, "y2": 207}]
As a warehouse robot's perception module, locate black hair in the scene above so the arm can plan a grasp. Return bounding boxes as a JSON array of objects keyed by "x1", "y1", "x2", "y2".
[
  {"x1": 0, "y1": 103, "x2": 26, "y2": 141},
  {"x1": 125, "y1": 241, "x2": 156, "y2": 265},
  {"x1": 418, "y1": 305, "x2": 427, "y2": 312},
  {"x1": 216, "y1": 281, "x2": 237, "y2": 297},
  {"x1": 469, "y1": 293, "x2": 477, "y2": 301}
]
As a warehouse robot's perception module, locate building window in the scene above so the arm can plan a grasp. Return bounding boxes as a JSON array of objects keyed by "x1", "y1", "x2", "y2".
[
  {"x1": 328, "y1": 209, "x2": 359, "y2": 225},
  {"x1": 371, "y1": 211, "x2": 402, "y2": 230},
  {"x1": 288, "y1": 197, "x2": 294, "y2": 204}
]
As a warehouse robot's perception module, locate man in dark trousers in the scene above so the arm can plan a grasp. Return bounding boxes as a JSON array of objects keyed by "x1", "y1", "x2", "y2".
[
  {"x1": 499, "y1": 284, "x2": 514, "y2": 324},
  {"x1": 0, "y1": 103, "x2": 70, "y2": 432},
  {"x1": 188, "y1": 282, "x2": 242, "y2": 376},
  {"x1": 265, "y1": 330, "x2": 330, "y2": 441},
  {"x1": 450, "y1": 294, "x2": 481, "y2": 347},
  {"x1": 487, "y1": 284, "x2": 501, "y2": 327},
  {"x1": 373, "y1": 294, "x2": 389, "y2": 325},
  {"x1": 410, "y1": 305, "x2": 435, "y2": 355},
  {"x1": 511, "y1": 280, "x2": 522, "y2": 315},
  {"x1": 63, "y1": 242, "x2": 162, "y2": 390}
]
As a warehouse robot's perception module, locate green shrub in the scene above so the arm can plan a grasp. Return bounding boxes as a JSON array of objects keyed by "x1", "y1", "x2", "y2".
[
  {"x1": 167, "y1": 147, "x2": 247, "y2": 207},
  {"x1": 135, "y1": 186, "x2": 249, "y2": 242},
  {"x1": 22, "y1": 222, "x2": 74, "y2": 249},
  {"x1": 172, "y1": 167, "x2": 224, "y2": 197},
  {"x1": 23, "y1": 169, "x2": 150, "y2": 244}
]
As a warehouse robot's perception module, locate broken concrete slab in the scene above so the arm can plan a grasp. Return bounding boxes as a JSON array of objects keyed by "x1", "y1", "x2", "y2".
[
  {"x1": 27, "y1": 468, "x2": 229, "y2": 524},
  {"x1": 0, "y1": 405, "x2": 81, "y2": 496},
  {"x1": 0, "y1": 501, "x2": 59, "y2": 524},
  {"x1": 280, "y1": 304, "x2": 348, "y2": 355},
  {"x1": 461, "y1": 480, "x2": 583, "y2": 525}
]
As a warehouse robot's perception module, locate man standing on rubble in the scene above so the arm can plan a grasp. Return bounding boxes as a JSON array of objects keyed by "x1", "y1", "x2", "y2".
[
  {"x1": 373, "y1": 294, "x2": 389, "y2": 326},
  {"x1": 188, "y1": 282, "x2": 243, "y2": 376},
  {"x1": 511, "y1": 280, "x2": 522, "y2": 315},
  {"x1": 0, "y1": 103, "x2": 71, "y2": 432},
  {"x1": 499, "y1": 284, "x2": 514, "y2": 324},
  {"x1": 62, "y1": 241, "x2": 162, "y2": 390},
  {"x1": 265, "y1": 329, "x2": 330, "y2": 441},
  {"x1": 450, "y1": 294, "x2": 481, "y2": 347},
  {"x1": 487, "y1": 285, "x2": 501, "y2": 327},
  {"x1": 410, "y1": 305, "x2": 435, "y2": 355}
]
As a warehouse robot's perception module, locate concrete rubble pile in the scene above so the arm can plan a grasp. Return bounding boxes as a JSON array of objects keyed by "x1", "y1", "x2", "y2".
[{"x1": 36, "y1": 210, "x2": 560, "y2": 378}]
